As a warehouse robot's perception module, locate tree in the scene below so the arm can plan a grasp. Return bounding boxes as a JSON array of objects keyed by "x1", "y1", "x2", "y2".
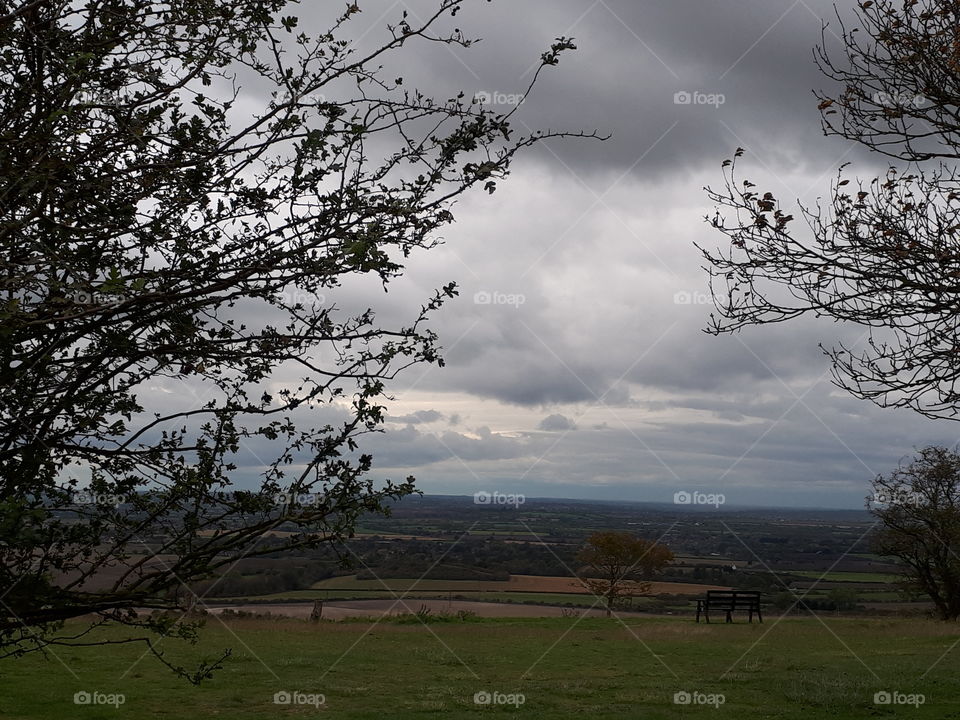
[
  {"x1": 0, "y1": 0, "x2": 596, "y2": 678},
  {"x1": 870, "y1": 446, "x2": 960, "y2": 620},
  {"x1": 700, "y1": 1, "x2": 960, "y2": 420},
  {"x1": 576, "y1": 531, "x2": 673, "y2": 617}
]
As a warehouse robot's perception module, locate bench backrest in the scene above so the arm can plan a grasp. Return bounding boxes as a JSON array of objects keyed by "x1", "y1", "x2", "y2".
[{"x1": 704, "y1": 590, "x2": 761, "y2": 608}]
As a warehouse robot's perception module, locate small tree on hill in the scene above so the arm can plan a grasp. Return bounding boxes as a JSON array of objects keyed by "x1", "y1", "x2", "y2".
[
  {"x1": 870, "y1": 446, "x2": 960, "y2": 620},
  {"x1": 576, "y1": 531, "x2": 673, "y2": 617}
]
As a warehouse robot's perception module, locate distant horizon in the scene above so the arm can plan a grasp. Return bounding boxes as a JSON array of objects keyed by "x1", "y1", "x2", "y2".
[
  {"x1": 400, "y1": 491, "x2": 874, "y2": 514},
  {"x1": 57, "y1": 0, "x2": 955, "y2": 515}
]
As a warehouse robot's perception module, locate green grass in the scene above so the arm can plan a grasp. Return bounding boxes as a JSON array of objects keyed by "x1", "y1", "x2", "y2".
[
  {"x1": 3, "y1": 615, "x2": 960, "y2": 718},
  {"x1": 790, "y1": 571, "x2": 900, "y2": 583}
]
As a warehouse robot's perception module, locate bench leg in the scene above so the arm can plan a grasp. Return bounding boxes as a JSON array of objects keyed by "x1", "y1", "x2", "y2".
[
  {"x1": 725, "y1": 610, "x2": 732, "y2": 623},
  {"x1": 757, "y1": 606, "x2": 762, "y2": 623},
  {"x1": 748, "y1": 609, "x2": 753, "y2": 623}
]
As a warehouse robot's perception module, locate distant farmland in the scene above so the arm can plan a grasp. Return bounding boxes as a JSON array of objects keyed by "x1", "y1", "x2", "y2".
[{"x1": 311, "y1": 574, "x2": 728, "y2": 596}]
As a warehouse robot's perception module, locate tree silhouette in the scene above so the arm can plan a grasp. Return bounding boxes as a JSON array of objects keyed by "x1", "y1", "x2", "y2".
[
  {"x1": 701, "y1": 0, "x2": 960, "y2": 420},
  {"x1": 0, "y1": 0, "x2": 597, "y2": 677},
  {"x1": 576, "y1": 531, "x2": 673, "y2": 617}
]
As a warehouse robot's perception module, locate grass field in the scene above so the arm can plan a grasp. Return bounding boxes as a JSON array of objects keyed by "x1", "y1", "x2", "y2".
[
  {"x1": 3, "y1": 615, "x2": 959, "y2": 718},
  {"x1": 790, "y1": 571, "x2": 900, "y2": 583}
]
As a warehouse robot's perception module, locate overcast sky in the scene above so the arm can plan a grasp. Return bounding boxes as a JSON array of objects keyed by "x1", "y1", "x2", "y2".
[{"x1": 176, "y1": 1, "x2": 960, "y2": 510}]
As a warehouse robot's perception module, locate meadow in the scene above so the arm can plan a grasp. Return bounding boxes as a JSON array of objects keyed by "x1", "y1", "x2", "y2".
[{"x1": 2, "y1": 614, "x2": 959, "y2": 719}]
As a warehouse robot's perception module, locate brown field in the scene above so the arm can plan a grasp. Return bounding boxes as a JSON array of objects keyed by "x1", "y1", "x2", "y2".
[
  {"x1": 196, "y1": 529, "x2": 299, "y2": 538},
  {"x1": 353, "y1": 533, "x2": 446, "y2": 541},
  {"x1": 314, "y1": 574, "x2": 728, "y2": 595}
]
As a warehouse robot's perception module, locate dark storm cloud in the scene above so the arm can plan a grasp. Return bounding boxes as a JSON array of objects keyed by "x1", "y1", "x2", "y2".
[{"x1": 321, "y1": 0, "x2": 873, "y2": 179}]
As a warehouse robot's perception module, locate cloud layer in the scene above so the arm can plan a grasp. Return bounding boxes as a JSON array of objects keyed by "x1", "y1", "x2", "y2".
[{"x1": 134, "y1": 1, "x2": 960, "y2": 509}]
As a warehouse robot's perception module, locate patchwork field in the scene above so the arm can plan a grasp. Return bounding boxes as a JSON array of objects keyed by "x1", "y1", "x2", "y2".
[
  {"x1": 3, "y1": 615, "x2": 959, "y2": 719},
  {"x1": 311, "y1": 574, "x2": 729, "y2": 595}
]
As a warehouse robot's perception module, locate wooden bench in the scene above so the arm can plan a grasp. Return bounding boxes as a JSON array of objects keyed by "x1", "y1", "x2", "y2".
[{"x1": 695, "y1": 590, "x2": 762, "y2": 623}]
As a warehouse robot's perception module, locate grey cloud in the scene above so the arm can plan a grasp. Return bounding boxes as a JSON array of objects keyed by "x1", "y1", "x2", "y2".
[
  {"x1": 111, "y1": 2, "x2": 947, "y2": 509},
  {"x1": 364, "y1": 424, "x2": 529, "y2": 469},
  {"x1": 389, "y1": 409, "x2": 444, "y2": 425},
  {"x1": 538, "y1": 414, "x2": 577, "y2": 432},
  {"x1": 327, "y1": 0, "x2": 875, "y2": 180}
]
